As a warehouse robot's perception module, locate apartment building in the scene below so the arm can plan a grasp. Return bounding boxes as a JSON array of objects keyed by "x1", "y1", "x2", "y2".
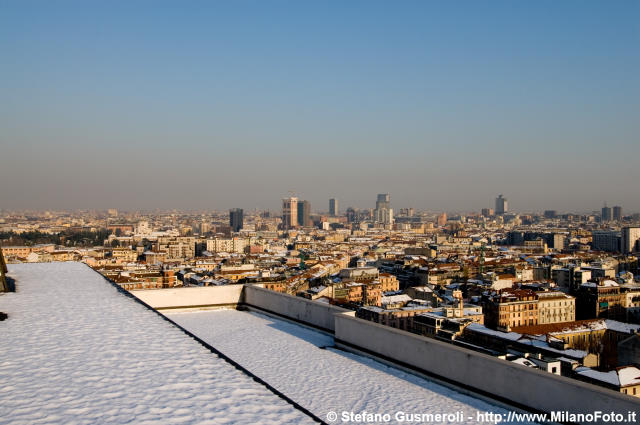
[
  {"x1": 485, "y1": 289, "x2": 539, "y2": 331},
  {"x1": 155, "y1": 236, "x2": 195, "y2": 260},
  {"x1": 1, "y1": 244, "x2": 56, "y2": 259},
  {"x1": 378, "y1": 273, "x2": 400, "y2": 292},
  {"x1": 537, "y1": 291, "x2": 576, "y2": 324},
  {"x1": 576, "y1": 280, "x2": 624, "y2": 320},
  {"x1": 206, "y1": 237, "x2": 248, "y2": 254}
]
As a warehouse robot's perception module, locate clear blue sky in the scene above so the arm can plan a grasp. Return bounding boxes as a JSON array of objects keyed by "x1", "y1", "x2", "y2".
[{"x1": 1, "y1": 0, "x2": 638, "y2": 213}]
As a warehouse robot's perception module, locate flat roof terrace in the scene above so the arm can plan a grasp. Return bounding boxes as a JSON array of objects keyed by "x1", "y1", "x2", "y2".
[
  {"x1": 0, "y1": 263, "x2": 315, "y2": 425},
  {"x1": 166, "y1": 309, "x2": 527, "y2": 425}
]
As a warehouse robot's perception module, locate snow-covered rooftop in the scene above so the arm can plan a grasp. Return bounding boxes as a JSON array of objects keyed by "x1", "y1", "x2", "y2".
[
  {"x1": 618, "y1": 366, "x2": 640, "y2": 387},
  {"x1": 581, "y1": 280, "x2": 619, "y2": 288},
  {"x1": 380, "y1": 294, "x2": 413, "y2": 304},
  {"x1": 575, "y1": 367, "x2": 620, "y2": 387},
  {"x1": 604, "y1": 319, "x2": 640, "y2": 334},
  {"x1": 166, "y1": 309, "x2": 525, "y2": 424},
  {"x1": 0, "y1": 263, "x2": 314, "y2": 425}
]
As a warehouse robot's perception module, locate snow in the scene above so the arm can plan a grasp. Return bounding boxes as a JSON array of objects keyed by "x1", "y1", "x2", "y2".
[
  {"x1": 0, "y1": 263, "x2": 314, "y2": 425},
  {"x1": 618, "y1": 366, "x2": 640, "y2": 387},
  {"x1": 523, "y1": 339, "x2": 587, "y2": 359},
  {"x1": 581, "y1": 280, "x2": 619, "y2": 288},
  {"x1": 466, "y1": 324, "x2": 589, "y2": 359},
  {"x1": 166, "y1": 309, "x2": 535, "y2": 425},
  {"x1": 380, "y1": 294, "x2": 413, "y2": 304},
  {"x1": 604, "y1": 319, "x2": 640, "y2": 334},
  {"x1": 547, "y1": 321, "x2": 607, "y2": 335},
  {"x1": 411, "y1": 286, "x2": 433, "y2": 293},
  {"x1": 575, "y1": 367, "x2": 620, "y2": 387},
  {"x1": 466, "y1": 323, "x2": 522, "y2": 341},
  {"x1": 511, "y1": 358, "x2": 538, "y2": 368}
]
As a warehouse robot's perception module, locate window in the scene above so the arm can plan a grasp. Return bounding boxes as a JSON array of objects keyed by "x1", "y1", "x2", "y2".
[{"x1": 552, "y1": 367, "x2": 557, "y2": 374}]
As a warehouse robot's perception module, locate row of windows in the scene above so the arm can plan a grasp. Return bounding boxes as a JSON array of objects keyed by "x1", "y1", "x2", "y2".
[
  {"x1": 562, "y1": 334, "x2": 597, "y2": 344},
  {"x1": 539, "y1": 301, "x2": 573, "y2": 307},
  {"x1": 500, "y1": 304, "x2": 536, "y2": 312},
  {"x1": 499, "y1": 311, "x2": 536, "y2": 319},
  {"x1": 503, "y1": 319, "x2": 536, "y2": 327}
]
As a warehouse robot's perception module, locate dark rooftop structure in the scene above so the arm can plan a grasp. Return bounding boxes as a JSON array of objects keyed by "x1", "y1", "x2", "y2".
[{"x1": 0, "y1": 244, "x2": 7, "y2": 292}]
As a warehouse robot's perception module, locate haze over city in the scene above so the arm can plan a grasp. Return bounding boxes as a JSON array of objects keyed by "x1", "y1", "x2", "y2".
[{"x1": 1, "y1": 0, "x2": 638, "y2": 212}]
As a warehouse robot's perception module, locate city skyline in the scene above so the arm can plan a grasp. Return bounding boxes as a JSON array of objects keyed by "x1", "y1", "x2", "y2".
[
  {"x1": 2, "y1": 1, "x2": 639, "y2": 212},
  {"x1": 0, "y1": 198, "x2": 636, "y2": 217}
]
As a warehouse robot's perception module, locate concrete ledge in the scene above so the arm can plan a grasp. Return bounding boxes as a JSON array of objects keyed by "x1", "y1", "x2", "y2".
[
  {"x1": 241, "y1": 304, "x2": 344, "y2": 335},
  {"x1": 130, "y1": 285, "x2": 244, "y2": 310},
  {"x1": 334, "y1": 313, "x2": 640, "y2": 424},
  {"x1": 242, "y1": 285, "x2": 349, "y2": 332}
]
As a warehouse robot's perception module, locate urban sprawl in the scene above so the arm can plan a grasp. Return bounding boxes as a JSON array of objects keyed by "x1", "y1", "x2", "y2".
[{"x1": 2, "y1": 194, "x2": 640, "y2": 396}]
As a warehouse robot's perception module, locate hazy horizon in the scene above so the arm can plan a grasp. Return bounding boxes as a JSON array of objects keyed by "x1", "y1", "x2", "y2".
[
  {"x1": 2, "y1": 1, "x2": 638, "y2": 212},
  {"x1": 0, "y1": 198, "x2": 634, "y2": 218}
]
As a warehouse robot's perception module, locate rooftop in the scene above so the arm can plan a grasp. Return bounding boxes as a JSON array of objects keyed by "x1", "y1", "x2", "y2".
[
  {"x1": 0, "y1": 263, "x2": 314, "y2": 424},
  {"x1": 166, "y1": 309, "x2": 518, "y2": 423}
]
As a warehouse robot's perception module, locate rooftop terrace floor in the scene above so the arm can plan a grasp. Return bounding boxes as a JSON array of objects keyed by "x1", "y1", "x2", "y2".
[
  {"x1": 0, "y1": 263, "x2": 314, "y2": 425},
  {"x1": 167, "y1": 309, "x2": 532, "y2": 425}
]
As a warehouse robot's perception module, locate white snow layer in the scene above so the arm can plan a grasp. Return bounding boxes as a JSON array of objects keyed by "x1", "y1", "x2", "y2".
[
  {"x1": 0, "y1": 263, "x2": 314, "y2": 425},
  {"x1": 167, "y1": 309, "x2": 535, "y2": 425}
]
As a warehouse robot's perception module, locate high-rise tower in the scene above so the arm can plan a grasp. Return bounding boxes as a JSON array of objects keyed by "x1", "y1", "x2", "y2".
[
  {"x1": 230, "y1": 208, "x2": 243, "y2": 232},
  {"x1": 297, "y1": 200, "x2": 311, "y2": 227},
  {"x1": 602, "y1": 204, "x2": 612, "y2": 222},
  {"x1": 374, "y1": 194, "x2": 393, "y2": 225},
  {"x1": 613, "y1": 206, "x2": 623, "y2": 221},
  {"x1": 282, "y1": 197, "x2": 298, "y2": 229},
  {"x1": 329, "y1": 198, "x2": 338, "y2": 216},
  {"x1": 495, "y1": 195, "x2": 508, "y2": 215}
]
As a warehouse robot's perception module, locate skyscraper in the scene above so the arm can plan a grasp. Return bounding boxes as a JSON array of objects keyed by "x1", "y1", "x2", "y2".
[
  {"x1": 282, "y1": 197, "x2": 298, "y2": 229},
  {"x1": 601, "y1": 205, "x2": 612, "y2": 222},
  {"x1": 374, "y1": 194, "x2": 393, "y2": 225},
  {"x1": 297, "y1": 200, "x2": 311, "y2": 227},
  {"x1": 495, "y1": 195, "x2": 508, "y2": 215},
  {"x1": 376, "y1": 193, "x2": 390, "y2": 209},
  {"x1": 230, "y1": 208, "x2": 243, "y2": 232},
  {"x1": 329, "y1": 198, "x2": 338, "y2": 216},
  {"x1": 613, "y1": 206, "x2": 623, "y2": 221}
]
